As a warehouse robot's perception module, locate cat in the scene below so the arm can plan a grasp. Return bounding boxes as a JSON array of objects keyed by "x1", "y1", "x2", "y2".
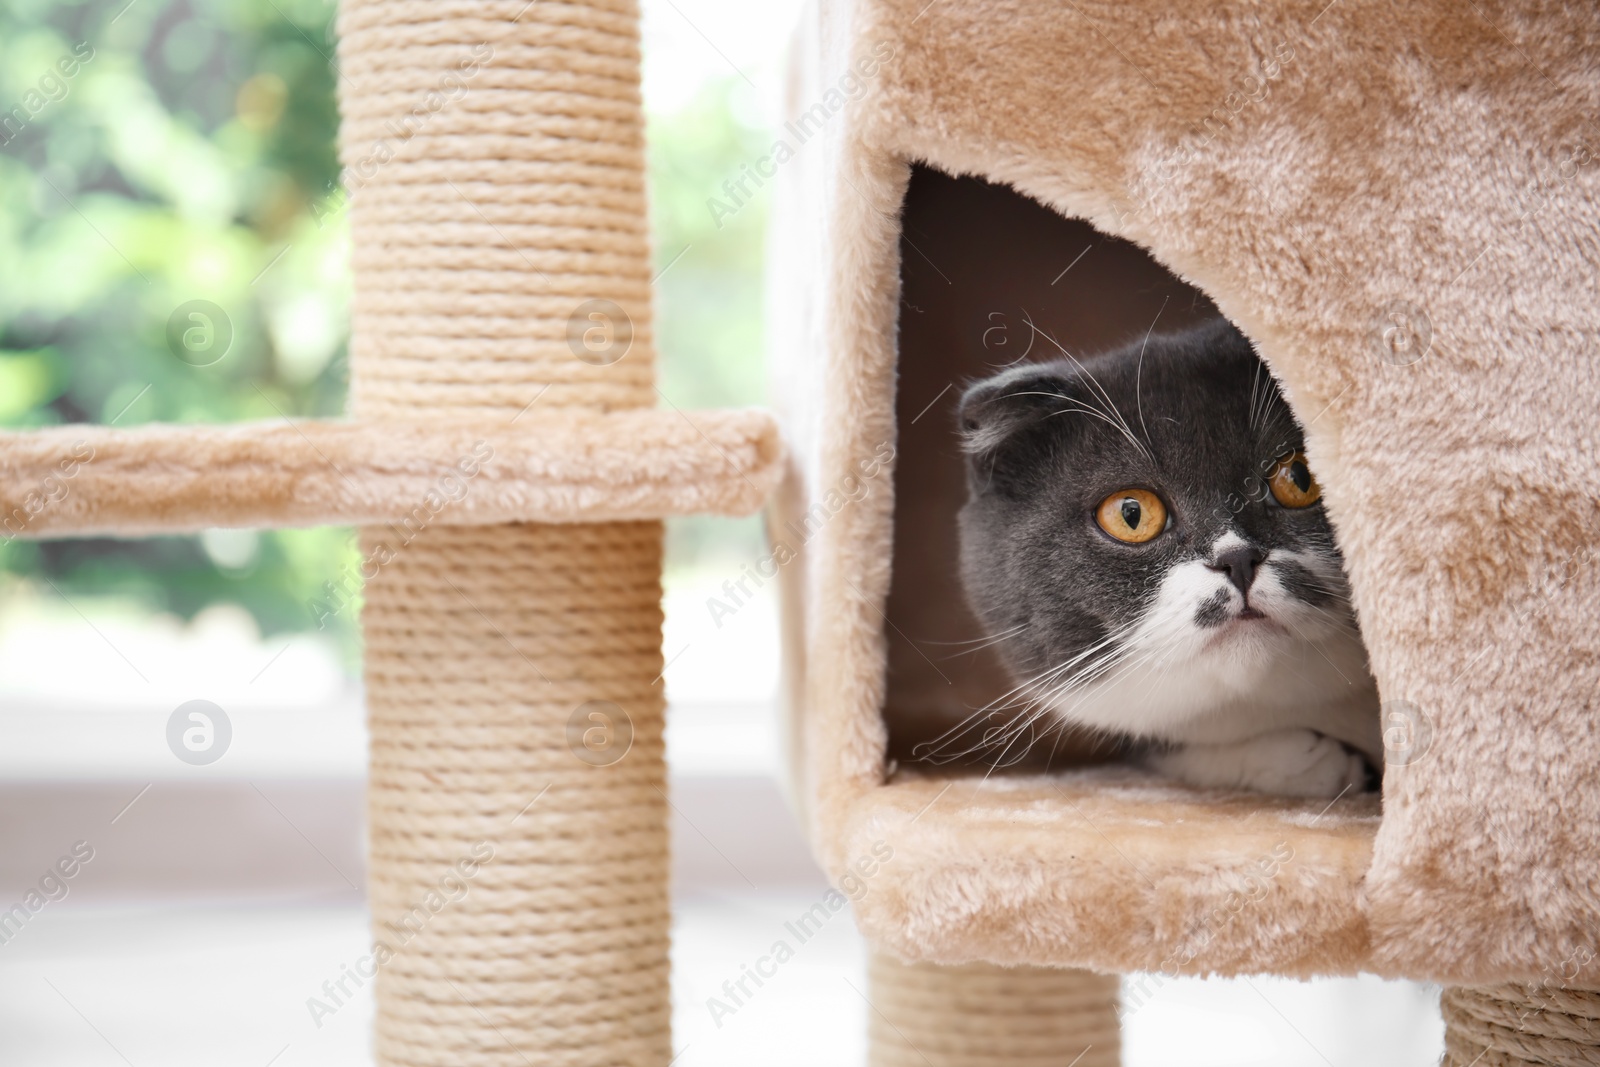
[{"x1": 951, "y1": 318, "x2": 1381, "y2": 798}]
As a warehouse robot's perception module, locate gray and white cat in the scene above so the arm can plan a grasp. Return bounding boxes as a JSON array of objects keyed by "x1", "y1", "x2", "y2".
[{"x1": 954, "y1": 318, "x2": 1381, "y2": 798}]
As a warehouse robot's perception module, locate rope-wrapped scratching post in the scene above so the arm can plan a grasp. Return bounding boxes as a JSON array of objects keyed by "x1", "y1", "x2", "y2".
[
  {"x1": 339, "y1": 2, "x2": 669, "y2": 1064},
  {"x1": 868, "y1": 954, "x2": 1121, "y2": 1067},
  {"x1": 1442, "y1": 985, "x2": 1600, "y2": 1066}
]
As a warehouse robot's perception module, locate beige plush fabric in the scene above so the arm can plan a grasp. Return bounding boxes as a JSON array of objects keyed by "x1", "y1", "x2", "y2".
[
  {"x1": 0, "y1": 409, "x2": 780, "y2": 537},
  {"x1": 771, "y1": 0, "x2": 1600, "y2": 982},
  {"x1": 846, "y1": 771, "x2": 1377, "y2": 978}
]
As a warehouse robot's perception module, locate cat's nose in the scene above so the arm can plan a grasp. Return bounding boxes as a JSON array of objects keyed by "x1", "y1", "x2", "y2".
[{"x1": 1209, "y1": 544, "x2": 1265, "y2": 595}]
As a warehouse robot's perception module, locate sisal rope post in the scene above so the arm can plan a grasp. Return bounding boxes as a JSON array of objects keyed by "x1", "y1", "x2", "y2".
[
  {"x1": 339, "y1": 2, "x2": 670, "y2": 1064},
  {"x1": 868, "y1": 954, "x2": 1121, "y2": 1067},
  {"x1": 1442, "y1": 985, "x2": 1600, "y2": 1067}
]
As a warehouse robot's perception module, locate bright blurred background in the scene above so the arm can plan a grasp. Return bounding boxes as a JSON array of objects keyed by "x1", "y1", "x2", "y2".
[
  {"x1": 0, "y1": 1, "x2": 1444, "y2": 1064},
  {"x1": 0, "y1": 0, "x2": 772, "y2": 676}
]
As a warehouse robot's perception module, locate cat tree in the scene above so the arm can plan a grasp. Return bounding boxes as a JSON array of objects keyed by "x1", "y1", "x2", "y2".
[
  {"x1": 768, "y1": 0, "x2": 1600, "y2": 1064},
  {"x1": 4, "y1": 0, "x2": 1596, "y2": 1064}
]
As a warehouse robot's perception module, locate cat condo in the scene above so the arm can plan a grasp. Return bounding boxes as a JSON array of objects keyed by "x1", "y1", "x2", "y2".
[{"x1": 768, "y1": 0, "x2": 1600, "y2": 1063}]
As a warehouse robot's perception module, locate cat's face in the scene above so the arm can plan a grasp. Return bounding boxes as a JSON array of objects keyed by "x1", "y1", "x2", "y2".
[{"x1": 955, "y1": 320, "x2": 1369, "y2": 747}]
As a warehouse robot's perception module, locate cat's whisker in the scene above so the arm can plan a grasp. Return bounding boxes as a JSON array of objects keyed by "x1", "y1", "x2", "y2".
[
  {"x1": 1003, "y1": 389, "x2": 1151, "y2": 458},
  {"x1": 922, "y1": 624, "x2": 1031, "y2": 660},
  {"x1": 1271, "y1": 609, "x2": 1358, "y2": 686},
  {"x1": 1248, "y1": 359, "x2": 1265, "y2": 433},
  {"x1": 918, "y1": 624, "x2": 1029, "y2": 648},
  {"x1": 914, "y1": 683, "x2": 1065, "y2": 762},
  {"x1": 1011, "y1": 637, "x2": 1131, "y2": 705},
  {"x1": 1259, "y1": 391, "x2": 1292, "y2": 440},
  {"x1": 912, "y1": 628, "x2": 1133, "y2": 763},
  {"x1": 1004, "y1": 629, "x2": 1130, "y2": 695},
  {"x1": 1107, "y1": 638, "x2": 1199, "y2": 711},
  {"x1": 1297, "y1": 581, "x2": 1354, "y2": 602},
  {"x1": 1249, "y1": 359, "x2": 1284, "y2": 437},
  {"x1": 979, "y1": 668, "x2": 1117, "y2": 768},
  {"x1": 1029, "y1": 650, "x2": 1143, "y2": 728},
  {"x1": 1021, "y1": 313, "x2": 1154, "y2": 463},
  {"x1": 1042, "y1": 625, "x2": 1199, "y2": 717},
  {"x1": 981, "y1": 707, "x2": 1060, "y2": 775},
  {"x1": 1133, "y1": 295, "x2": 1166, "y2": 452},
  {"x1": 1046, "y1": 639, "x2": 1169, "y2": 713},
  {"x1": 960, "y1": 591, "x2": 1349, "y2": 769}
]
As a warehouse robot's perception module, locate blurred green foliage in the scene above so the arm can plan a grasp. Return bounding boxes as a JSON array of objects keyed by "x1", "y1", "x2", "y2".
[
  {"x1": 0, "y1": 0, "x2": 770, "y2": 657},
  {"x1": 650, "y1": 81, "x2": 768, "y2": 412},
  {"x1": 649, "y1": 77, "x2": 772, "y2": 572},
  {"x1": 0, "y1": 0, "x2": 360, "y2": 658}
]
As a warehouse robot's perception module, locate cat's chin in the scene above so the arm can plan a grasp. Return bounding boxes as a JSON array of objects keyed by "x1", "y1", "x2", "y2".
[
  {"x1": 1200, "y1": 611, "x2": 1289, "y2": 649},
  {"x1": 1042, "y1": 621, "x2": 1381, "y2": 760},
  {"x1": 1192, "y1": 612, "x2": 1325, "y2": 681}
]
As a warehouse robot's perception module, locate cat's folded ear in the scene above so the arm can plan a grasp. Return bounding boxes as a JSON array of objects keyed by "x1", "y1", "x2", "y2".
[
  {"x1": 957, "y1": 365, "x2": 1075, "y2": 456},
  {"x1": 956, "y1": 364, "x2": 1078, "y2": 494}
]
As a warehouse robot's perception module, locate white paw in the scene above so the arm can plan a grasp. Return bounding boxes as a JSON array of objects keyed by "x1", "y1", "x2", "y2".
[{"x1": 1146, "y1": 729, "x2": 1373, "y2": 798}]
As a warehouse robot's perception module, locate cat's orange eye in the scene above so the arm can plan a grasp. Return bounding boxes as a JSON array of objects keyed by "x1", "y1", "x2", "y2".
[
  {"x1": 1268, "y1": 452, "x2": 1322, "y2": 508},
  {"x1": 1096, "y1": 489, "x2": 1167, "y2": 543}
]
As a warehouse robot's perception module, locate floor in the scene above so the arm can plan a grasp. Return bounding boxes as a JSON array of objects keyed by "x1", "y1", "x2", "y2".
[{"x1": 0, "y1": 898, "x2": 1444, "y2": 1067}]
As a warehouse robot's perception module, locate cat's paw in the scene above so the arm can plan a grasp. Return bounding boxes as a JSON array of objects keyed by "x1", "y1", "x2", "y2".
[{"x1": 1145, "y1": 729, "x2": 1375, "y2": 798}]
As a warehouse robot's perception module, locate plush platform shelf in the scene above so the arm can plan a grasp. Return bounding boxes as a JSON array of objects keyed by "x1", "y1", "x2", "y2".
[
  {"x1": 0, "y1": 408, "x2": 781, "y2": 537},
  {"x1": 842, "y1": 769, "x2": 1381, "y2": 979}
]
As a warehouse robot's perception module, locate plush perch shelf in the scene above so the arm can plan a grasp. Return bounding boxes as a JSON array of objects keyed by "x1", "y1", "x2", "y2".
[
  {"x1": 846, "y1": 771, "x2": 1380, "y2": 980},
  {"x1": 0, "y1": 408, "x2": 781, "y2": 537}
]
